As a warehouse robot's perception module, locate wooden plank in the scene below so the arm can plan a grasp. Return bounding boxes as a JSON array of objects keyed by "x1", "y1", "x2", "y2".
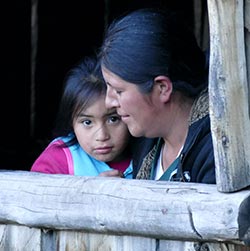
[
  {"x1": 158, "y1": 240, "x2": 194, "y2": 251},
  {"x1": 207, "y1": 0, "x2": 250, "y2": 192},
  {"x1": 56, "y1": 231, "x2": 156, "y2": 251},
  {"x1": 0, "y1": 223, "x2": 248, "y2": 251},
  {"x1": 0, "y1": 224, "x2": 41, "y2": 251},
  {"x1": 158, "y1": 240, "x2": 248, "y2": 251},
  {"x1": 244, "y1": 0, "x2": 250, "y2": 117},
  {"x1": 0, "y1": 171, "x2": 249, "y2": 245},
  {"x1": 193, "y1": 0, "x2": 209, "y2": 50},
  {"x1": 245, "y1": 0, "x2": 250, "y2": 31}
]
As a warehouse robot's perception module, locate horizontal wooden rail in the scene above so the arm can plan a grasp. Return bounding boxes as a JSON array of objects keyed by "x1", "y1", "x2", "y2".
[{"x1": 0, "y1": 171, "x2": 249, "y2": 246}]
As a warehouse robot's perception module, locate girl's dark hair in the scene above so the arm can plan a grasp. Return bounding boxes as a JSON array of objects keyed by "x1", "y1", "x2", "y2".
[
  {"x1": 99, "y1": 8, "x2": 208, "y2": 97},
  {"x1": 52, "y1": 55, "x2": 106, "y2": 146}
]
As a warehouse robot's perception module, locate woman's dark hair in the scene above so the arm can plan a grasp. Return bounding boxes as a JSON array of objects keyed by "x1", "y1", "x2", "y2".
[
  {"x1": 99, "y1": 8, "x2": 208, "y2": 97},
  {"x1": 52, "y1": 55, "x2": 106, "y2": 146}
]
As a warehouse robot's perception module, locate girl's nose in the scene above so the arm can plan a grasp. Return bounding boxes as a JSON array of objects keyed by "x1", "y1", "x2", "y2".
[{"x1": 95, "y1": 125, "x2": 110, "y2": 141}]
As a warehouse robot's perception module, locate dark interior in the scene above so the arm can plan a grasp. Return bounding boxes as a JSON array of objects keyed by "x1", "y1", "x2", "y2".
[{"x1": 1, "y1": 0, "x2": 205, "y2": 171}]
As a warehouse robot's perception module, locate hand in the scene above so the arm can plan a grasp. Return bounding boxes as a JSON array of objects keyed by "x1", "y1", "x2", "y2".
[{"x1": 98, "y1": 169, "x2": 124, "y2": 178}]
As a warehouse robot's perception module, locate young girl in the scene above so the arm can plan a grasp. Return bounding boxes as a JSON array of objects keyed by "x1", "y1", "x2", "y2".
[{"x1": 30, "y1": 56, "x2": 133, "y2": 178}]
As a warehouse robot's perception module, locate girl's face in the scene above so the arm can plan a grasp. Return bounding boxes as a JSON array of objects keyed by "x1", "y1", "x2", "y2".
[
  {"x1": 73, "y1": 95, "x2": 130, "y2": 162},
  {"x1": 102, "y1": 67, "x2": 160, "y2": 138}
]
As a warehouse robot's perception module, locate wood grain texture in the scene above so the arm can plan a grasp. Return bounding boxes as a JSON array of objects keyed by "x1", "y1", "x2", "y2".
[
  {"x1": 207, "y1": 0, "x2": 250, "y2": 192},
  {"x1": 0, "y1": 171, "x2": 249, "y2": 245}
]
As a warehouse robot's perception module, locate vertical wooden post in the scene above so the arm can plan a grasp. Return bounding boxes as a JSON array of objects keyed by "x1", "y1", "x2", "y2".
[
  {"x1": 244, "y1": 0, "x2": 250, "y2": 114},
  {"x1": 31, "y1": 0, "x2": 38, "y2": 138},
  {"x1": 207, "y1": 0, "x2": 250, "y2": 192}
]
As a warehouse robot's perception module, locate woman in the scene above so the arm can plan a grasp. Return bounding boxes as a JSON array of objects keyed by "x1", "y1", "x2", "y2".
[{"x1": 99, "y1": 8, "x2": 215, "y2": 183}]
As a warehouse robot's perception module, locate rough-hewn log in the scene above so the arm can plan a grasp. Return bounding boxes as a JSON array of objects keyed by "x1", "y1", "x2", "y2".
[
  {"x1": 0, "y1": 171, "x2": 249, "y2": 246},
  {"x1": 207, "y1": 0, "x2": 250, "y2": 192},
  {"x1": 245, "y1": 0, "x2": 250, "y2": 32},
  {"x1": 245, "y1": 0, "x2": 250, "y2": 115}
]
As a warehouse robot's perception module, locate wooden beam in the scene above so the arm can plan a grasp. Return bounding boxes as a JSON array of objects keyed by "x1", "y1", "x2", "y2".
[
  {"x1": 244, "y1": 0, "x2": 250, "y2": 115},
  {"x1": 0, "y1": 171, "x2": 249, "y2": 245},
  {"x1": 207, "y1": 0, "x2": 250, "y2": 192},
  {"x1": 1, "y1": 224, "x2": 247, "y2": 251}
]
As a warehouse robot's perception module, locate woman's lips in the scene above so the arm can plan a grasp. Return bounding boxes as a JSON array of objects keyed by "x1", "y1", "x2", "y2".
[{"x1": 120, "y1": 115, "x2": 129, "y2": 122}]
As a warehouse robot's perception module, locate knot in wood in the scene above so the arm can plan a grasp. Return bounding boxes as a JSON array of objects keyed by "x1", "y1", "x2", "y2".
[{"x1": 221, "y1": 135, "x2": 229, "y2": 147}]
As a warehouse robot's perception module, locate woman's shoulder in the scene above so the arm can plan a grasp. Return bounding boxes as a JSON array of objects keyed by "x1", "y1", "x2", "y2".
[
  {"x1": 131, "y1": 137, "x2": 158, "y2": 178},
  {"x1": 189, "y1": 88, "x2": 209, "y2": 125}
]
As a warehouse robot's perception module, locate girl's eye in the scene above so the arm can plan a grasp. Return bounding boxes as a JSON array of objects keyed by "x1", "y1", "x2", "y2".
[
  {"x1": 108, "y1": 115, "x2": 120, "y2": 124},
  {"x1": 82, "y1": 120, "x2": 92, "y2": 126}
]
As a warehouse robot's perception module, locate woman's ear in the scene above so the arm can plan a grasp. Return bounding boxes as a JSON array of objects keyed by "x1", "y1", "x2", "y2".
[{"x1": 154, "y1": 75, "x2": 173, "y2": 102}]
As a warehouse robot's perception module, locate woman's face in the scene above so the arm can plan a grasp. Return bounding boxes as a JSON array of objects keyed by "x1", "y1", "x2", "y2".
[
  {"x1": 73, "y1": 95, "x2": 130, "y2": 162},
  {"x1": 102, "y1": 67, "x2": 160, "y2": 138}
]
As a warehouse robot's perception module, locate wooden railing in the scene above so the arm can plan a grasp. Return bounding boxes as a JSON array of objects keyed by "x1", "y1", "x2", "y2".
[{"x1": 0, "y1": 171, "x2": 249, "y2": 251}]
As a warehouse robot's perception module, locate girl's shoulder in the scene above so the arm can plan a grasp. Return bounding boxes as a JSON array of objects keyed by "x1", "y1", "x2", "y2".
[{"x1": 30, "y1": 138, "x2": 71, "y2": 174}]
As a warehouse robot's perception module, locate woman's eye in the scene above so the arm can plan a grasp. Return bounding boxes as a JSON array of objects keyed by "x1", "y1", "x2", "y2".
[{"x1": 116, "y1": 90, "x2": 122, "y2": 95}]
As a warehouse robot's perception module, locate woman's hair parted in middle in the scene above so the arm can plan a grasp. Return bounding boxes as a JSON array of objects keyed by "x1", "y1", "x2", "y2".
[{"x1": 99, "y1": 8, "x2": 208, "y2": 97}]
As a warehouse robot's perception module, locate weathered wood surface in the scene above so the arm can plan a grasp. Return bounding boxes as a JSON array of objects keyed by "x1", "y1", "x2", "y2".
[
  {"x1": 159, "y1": 240, "x2": 249, "y2": 251},
  {"x1": 0, "y1": 171, "x2": 249, "y2": 246},
  {"x1": 245, "y1": 0, "x2": 250, "y2": 115},
  {"x1": 1, "y1": 224, "x2": 248, "y2": 251},
  {"x1": 0, "y1": 224, "x2": 156, "y2": 251},
  {"x1": 0, "y1": 224, "x2": 40, "y2": 251},
  {"x1": 207, "y1": 0, "x2": 250, "y2": 192}
]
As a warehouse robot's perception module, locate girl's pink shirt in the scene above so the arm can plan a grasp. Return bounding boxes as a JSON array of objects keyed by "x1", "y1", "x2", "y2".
[
  {"x1": 31, "y1": 142, "x2": 70, "y2": 174},
  {"x1": 108, "y1": 158, "x2": 131, "y2": 173},
  {"x1": 31, "y1": 140, "x2": 132, "y2": 175}
]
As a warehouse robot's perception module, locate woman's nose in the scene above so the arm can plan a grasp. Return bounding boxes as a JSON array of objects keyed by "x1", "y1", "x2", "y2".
[{"x1": 105, "y1": 88, "x2": 119, "y2": 109}]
